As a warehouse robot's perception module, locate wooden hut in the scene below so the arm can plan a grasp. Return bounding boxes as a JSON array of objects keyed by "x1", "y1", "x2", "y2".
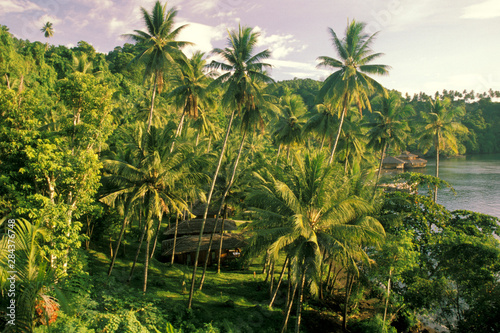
[
  {"x1": 163, "y1": 218, "x2": 238, "y2": 238},
  {"x1": 161, "y1": 233, "x2": 246, "y2": 265},
  {"x1": 382, "y1": 156, "x2": 406, "y2": 169},
  {"x1": 161, "y1": 217, "x2": 244, "y2": 265},
  {"x1": 397, "y1": 151, "x2": 428, "y2": 168}
]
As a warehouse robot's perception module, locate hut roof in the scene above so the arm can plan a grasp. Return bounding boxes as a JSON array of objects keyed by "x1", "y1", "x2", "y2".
[
  {"x1": 191, "y1": 202, "x2": 219, "y2": 217},
  {"x1": 398, "y1": 151, "x2": 419, "y2": 160},
  {"x1": 161, "y1": 233, "x2": 246, "y2": 256},
  {"x1": 163, "y1": 218, "x2": 237, "y2": 237},
  {"x1": 405, "y1": 158, "x2": 428, "y2": 166},
  {"x1": 383, "y1": 156, "x2": 405, "y2": 164}
]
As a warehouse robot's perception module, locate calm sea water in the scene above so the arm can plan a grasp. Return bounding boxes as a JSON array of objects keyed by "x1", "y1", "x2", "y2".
[
  {"x1": 381, "y1": 154, "x2": 500, "y2": 218},
  {"x1": 422, "y1": 154, "x2": 500, "y2": 218}
]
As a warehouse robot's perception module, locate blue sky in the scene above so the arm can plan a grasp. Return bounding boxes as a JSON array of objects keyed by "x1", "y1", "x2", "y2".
[{"x1": 1, "y1": 0, "x2": 500, "y2": 95}]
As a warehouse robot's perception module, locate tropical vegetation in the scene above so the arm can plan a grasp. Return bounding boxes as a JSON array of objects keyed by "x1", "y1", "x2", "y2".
[{"x1": 1, "y1": 2, "x2": 500, "y2": 333}]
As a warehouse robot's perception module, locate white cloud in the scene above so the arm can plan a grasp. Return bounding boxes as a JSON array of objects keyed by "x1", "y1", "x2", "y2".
[
  {"x1": 254, "y1": 27, "x2": 304, "y2": 60},
  {"x1": 267, "y1": 59, "x2": 330, "y2": 80},
  {"x1": 176, "y1": 22, "x2": 226, "y2": 56},
  {"x1": 461, "y1": 0, "x2": 500, "y2": 19},
  {"x1": 0, "y1": 0, "x2": 41, "y2": 14}
]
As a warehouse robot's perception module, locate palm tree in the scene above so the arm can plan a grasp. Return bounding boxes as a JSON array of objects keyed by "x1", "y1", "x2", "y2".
[
  {"x1": 168, "y1": 51, "x2": 213, "y2": 151},
  {"x1": 273, "y1": 93, "x2": 307, "y2": 162},
  {"x1": 246, "y1": 153, "x2": 385, "y2": 332},
  {"x1": 337, "y1": 112, "x2": 367, "y2": 173},
  {"x1": 124, "y1": 1, "x2": 191, "y2": 131},
  {"x1": 418, "y1": 97, "x2": 468, "y2": 202},
  {"x1": 317, "y1": 19, "x2": 390, "y2": 164},
  {"x1": 41, "y1": 22, "x2": 53, "y2": 51},
  {"x1": 303, "y1": 103, "x2": 337, "y2": 152},
  {"x1": 187, "y1": 25, "x2": 273, "y2": 308},
  {"x1": 365, "y1": 91, "x2": 411, "y2": 187},
  {"x1": 101, "y1": 124, "x2": 205, "y2": 292}
]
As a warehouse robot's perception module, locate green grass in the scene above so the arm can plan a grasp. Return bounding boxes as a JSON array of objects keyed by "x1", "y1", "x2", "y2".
[{"x1": 55, "y1": 239, "x2": 288, "y2": 333}]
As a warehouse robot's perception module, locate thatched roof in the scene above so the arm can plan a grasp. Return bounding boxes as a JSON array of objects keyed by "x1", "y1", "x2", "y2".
[
  {"x1": 164, "y1": 218, "x2": 237, "y2": 237},
  {"x1": 382, "y1": 156, "x2": 405, "y2": 165},
  {"x1": 191, "y1": 202, "x2": 218, "y2": 217},
  {"x1": 161, "y1": 234, "x2": 246, "y2": 256},
  {"x1": 398, "y1": 151, "x2": 419, "y2": 160},
  {"x1": 404, "y1": 158, "x2": 428, "y2": 167}
]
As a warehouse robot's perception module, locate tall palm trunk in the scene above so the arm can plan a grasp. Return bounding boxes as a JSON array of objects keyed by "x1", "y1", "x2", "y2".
[
  {"x1": 143, "y1": 221, "x2": 151, "y2": 293},
  {"x1": 374, "y1": 141, "x2": 387, "y2": 197},
  {"x1": 275, "y1": 144, "x2": 282, "y2": 165},
  {"x1": 147, "y1": 72, "x2": 158, "y2": 132},
  {"x1": 128, "y1": 221, "x2": 147, "y2": 283},
  {"x1": 328, "y1": 107, "x2": 346, "y2": 165},
  {"x1": 434, "y1": 132, "x2": 440, "y2": 202},
  {"x1": 150, "y1": 217, "x2": 162, "y2": 259},
  {"x1": 187, "y1": 109, "x2": 236, "y2": 309},
  {"x1": 216, "y1": 208, "x2": 227, "y2": 274},
  {"x1": 170, "y1": 215, "x2": 179, "y2": 265},
  {"x1": 199, "y1": 129, "x2": 247, "y2": 290},
  {"x1": 382, "y1": 268, "x2": 393, "y2": 331},
  {"x1": 320, "y1": 132, "x2": 326, "y2": 151},
  {"x1": 269, "y1": 256, "x2": 289, "y2": 308},
  {"x1": 281, "y1": 282, "x2": 298, "y2": 333},
  {"x1": 342, "y1": 271, "x2": 355, "y2": 331},
  {"x1": 108, "y1": 216, "x2": 128, "y2": 276},
  {"x1": 170, "y1": 111, "x2": 187, "y2": 152},
  {"x1": 295, "y1": 269, "x2": 307, "y2": 333}
]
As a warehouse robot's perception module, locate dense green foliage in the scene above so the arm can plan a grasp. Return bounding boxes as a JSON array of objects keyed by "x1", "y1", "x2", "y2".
[{"x1": 1, "y1": 4, "x2": 500, "y2": 332}]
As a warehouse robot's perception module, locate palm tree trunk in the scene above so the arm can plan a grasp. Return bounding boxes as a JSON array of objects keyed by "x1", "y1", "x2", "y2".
[
  {"x1": 171, "y1": 111, "x2": 187, "y2": 152},
  {"x1": 320, "y1": 132, "x2": 327, "y2": 151},
  {"x1": 382, "y1": 268, "x2": 393, "y2": 331},
  {"x1": 328, "y1": 108, "x2": 346, "y2": 165},
  {"x1": 199, "y1": 129, "x2": 247, "y2": 290},
  {"x1": 295, "y1": 269, "x2": 307, "y2": 333},
  {"x1": 108, "y1": 216, "x2": 128, "y2": 276},
  {"x1": 207, "y1": 136, "x2": 212, "y2": 154},
  {"x1": 342, "y1": 271, "x2": 354, "y2": 331},
  {"x1": 170, "y1": 215, "x2": 179, "y2": 265},
  {"x1": 286, "y1": 145, "x2": 291, "y2": 161},
  {"x1": 128, "y1": 221, "x2": 147, "y2": 283},
  {"x1": 216, "y1": 216, "x2": 226, "y2": 275},
  {"x1": 269, "y1": 259, "x2": 275, "y2": 298},
  {"x1": 281, "y1": 283, "x2": 298, "y2": 333},
  {"x1": 270, "y1": 256, "x2": 289, "y2": 308},
  {"x1": 147, "y1": 73, "x2": 158, "y2": 132},
  {"x1": 143, "y1": 222, "x2": 151, "y2": 293},
  {"x1": 374, "y1": 142, "x2": 387, "y2": 198},
  {"x1": 275, "y1": 144, "x2": 282, "y2": 165},
  {"x1": 187, "y1": 109, "x2": 236, "y2": 309},
  {"x1": 149, "y1": 217, "x2": 162, "y2": 259},
  {"x1": 434, "y1": 137, "x2": 440, "y2": 202}
]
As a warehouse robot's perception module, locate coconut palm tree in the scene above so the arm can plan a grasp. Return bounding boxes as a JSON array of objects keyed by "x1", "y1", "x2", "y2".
[
  {"x1": 168, "y1": 51, "x2": 214, "y2": 151},
  {"x1": 273, "y1": 93, "x2": 307, "y2": 162},
  {"x1": 337, "y1": 112, "x2": 367, "y2": 173},
  {"x1": 41, "y1": 22, "x2": 53, "y2": 51},
  {"x1": 124, "y1": 1, "x2": 191, "y2": 131},
  {"x1": 303, "y1": 103, "x2": 337, "y2": 152},
  {"x1": 187, "y1": 25, "x2": 273, "y2": 308},
  {"x1": 418, "y1": 97, "x2": 468, "y2": 202},
  {"x1": 317, "y1": 19, "x2": 390, "y2": 164},
  {"x1": 101, "y1": 124, "x2": 206, "y2": 292},
  {"x1": 365, "y1": 91, "x2": 411, "y2": 187},
  {"x1": 246, "y1": 153, "x2": 385, "y2": 332}
]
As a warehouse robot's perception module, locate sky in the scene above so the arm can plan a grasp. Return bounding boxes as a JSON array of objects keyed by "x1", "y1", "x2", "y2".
[{"x1": 1, "y1": 0, "x2": 500, "y2": 95}]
